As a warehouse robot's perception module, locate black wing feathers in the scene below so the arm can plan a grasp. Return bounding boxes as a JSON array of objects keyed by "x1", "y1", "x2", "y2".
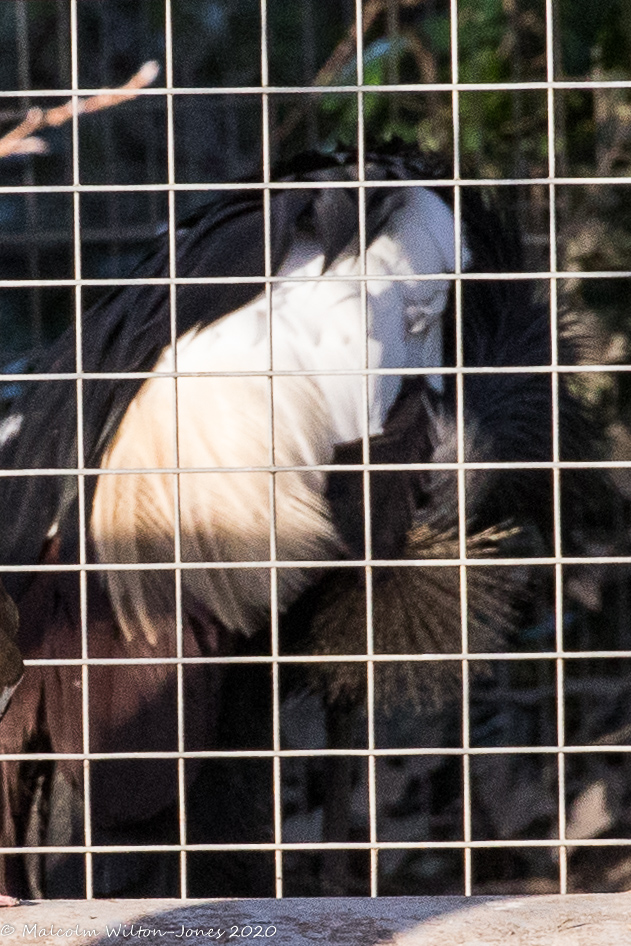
[
  {"x1": 0, "y1": 177, "x2": 393, "y2": 570},
  {"x1": 0, "y1": 145, "x2": 597, "y2": 582}
]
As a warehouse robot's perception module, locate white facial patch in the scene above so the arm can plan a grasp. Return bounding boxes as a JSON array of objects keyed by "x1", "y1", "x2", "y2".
[{"x1": 365, "y1": 186, "x2": 467, "y2": 421}]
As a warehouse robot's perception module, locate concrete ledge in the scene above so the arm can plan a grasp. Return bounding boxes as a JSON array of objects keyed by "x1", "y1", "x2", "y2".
[{"x1": 1, "y1": 893, "x2": 631, "y2": 946}]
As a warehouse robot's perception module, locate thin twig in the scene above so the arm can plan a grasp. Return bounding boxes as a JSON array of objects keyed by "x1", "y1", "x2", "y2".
[{"x1": 0, "y1": 60, "x2": 160, "y2": 160}]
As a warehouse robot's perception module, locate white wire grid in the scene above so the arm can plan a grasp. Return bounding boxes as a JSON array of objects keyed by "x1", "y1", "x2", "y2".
[{"x1": 0, "y1": 0, "x2": 630, "y2": 901}]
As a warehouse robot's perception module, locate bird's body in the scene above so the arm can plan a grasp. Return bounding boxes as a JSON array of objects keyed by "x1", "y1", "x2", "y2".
[
  {"x1": 92, "y1": 181, "x2": 459, "y2": 643},
  {"x1": 0, "y1": 146, "x2": 596, "y2": 898}
]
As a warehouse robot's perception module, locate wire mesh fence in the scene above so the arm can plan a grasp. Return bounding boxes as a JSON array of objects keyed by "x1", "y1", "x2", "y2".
[{"x1": 0, "y1": 0, "x2": 631, "y2": 902}]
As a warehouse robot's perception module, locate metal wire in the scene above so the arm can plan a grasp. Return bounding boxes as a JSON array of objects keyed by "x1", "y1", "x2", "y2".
[
  {"x1": 1, "y1": 0, "x2": 630, "y2": 902},
  {"x1": 544, "y1": 0, "x2": 568, "y2": 896},
  {"x1": 66, "y1": 0, "x2": 94, "y2": 900},
  {"x1": 1, "y1": 81, "x2": 631, "y2": 95},
  {"x1": 258, "y1": 0, "x2": 285, "y2": 899},
  {"x1": 1, "y1": 178, "x2": 630, "y2": 192},
  {"x1": 353, "y1": 0, "x2": 380, "y2": 899}
]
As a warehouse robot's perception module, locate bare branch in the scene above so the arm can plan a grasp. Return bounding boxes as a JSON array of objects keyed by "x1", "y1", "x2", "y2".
[
  {"x1": 0, "y1": 60, "x2": 160, "y2": 160},
  {"x1": 0, "y1": 107, "x2": 47, "y2": 158}
]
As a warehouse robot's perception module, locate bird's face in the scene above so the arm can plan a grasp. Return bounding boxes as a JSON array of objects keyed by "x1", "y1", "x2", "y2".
[{"x1": 364, "y1": 185, "x2": 468, "y2": 430}]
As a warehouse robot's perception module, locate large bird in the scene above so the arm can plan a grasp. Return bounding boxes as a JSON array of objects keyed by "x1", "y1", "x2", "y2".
[{"x1": 0, "y1": 145, "x2": 595, "y2": 899}]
